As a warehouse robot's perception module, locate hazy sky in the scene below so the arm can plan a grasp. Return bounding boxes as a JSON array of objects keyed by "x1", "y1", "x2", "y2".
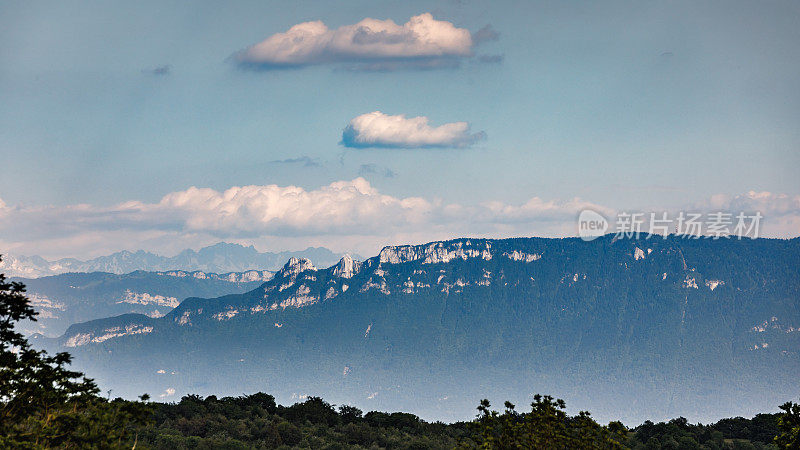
[{"x1": 1, "y1": 0, "x2": 799, "y2": 258}]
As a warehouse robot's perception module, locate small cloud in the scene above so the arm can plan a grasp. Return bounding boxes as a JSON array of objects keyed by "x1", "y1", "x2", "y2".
[
  {"x1": 270, "y1": 156, "x2": 321, "y2": 167},
  {"x1": 359, "y1": 163, "x2": 397, "y2": 178},
  {"x1": 159, "y1": 388, "x2": 176, "y2": 398},
  {"x1": 472, "y1": 25, "x2": 499, "y2": 44},
  {"x1": 477, "y1": 54, "x2": 504, "y2": 64},
  {"x1": 341, "y1": 111, "x2": 486, "y2": 149},
  {"x1": 233, "y1": 13, "x2": 474, "y2": 71},
  {"x1": 143, "y1": 65, "x2": 171, "y2": 76}
]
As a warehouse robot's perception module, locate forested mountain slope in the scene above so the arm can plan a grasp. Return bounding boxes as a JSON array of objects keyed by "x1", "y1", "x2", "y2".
[{"x1": 37, "y1": 235, "x2": 800, "y2": 424}]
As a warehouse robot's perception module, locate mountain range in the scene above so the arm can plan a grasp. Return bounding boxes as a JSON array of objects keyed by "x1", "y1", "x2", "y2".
[
  {"x1": 32, "y1": 235, "x2": 800, "y2": 424},
  {"x1": 14, "y1": 269, "x2": 274, "y2": 337},
  {"x1": 0, "y1": 242, "x2": 355, "y2": 278}
]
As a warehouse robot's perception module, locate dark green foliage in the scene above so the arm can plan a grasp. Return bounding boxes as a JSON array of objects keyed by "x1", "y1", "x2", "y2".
[
  {"x1": 131, "y1": 392, "x2": 787, "y2": 449},
  {"x1": 281, "y1": 396, "x2": 340, "y2": 426},
  {"x1": 463, "y1": 395, "x2": 627, "y2": 449},
  {"x1": 714, "y1": 414, "x2": 782, "y2": 445},
  {"x1": 139, "y1": 393, "x2": 470, "y2": 449},
  {"x1": 775, "y1": 401, "x2": 800, "y2": 449},
  {"x1": 627, "y1": 414, "x2": 781, "y2": 449},
  {"x1": 338, "y1": 404, "x2": 364, "y2": 423}
]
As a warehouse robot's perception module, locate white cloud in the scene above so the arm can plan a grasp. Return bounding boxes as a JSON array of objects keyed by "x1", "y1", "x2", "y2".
[
  {"x1": 1, "y1": 182, "x2": 797, "y2": 261},
  {"x1": 0, "y1": 179, "x2": 437, "y2": 249},
  {"x1": 235, "y1": 13, "x2": 473, "y2": 69},
  {"x1": 341, "y1": 111, "x2": 485, "y2": 148},
  {"x1": 706, "y1": 191, "x2": 800, "y2": 215},
  {"x1": 0, "y1": 179, "x2": 606, "y2": 258},
  {"x1": 142, "y1": 177, "x2": 436, "y2": 235},
  {"x1": 159, "y1": 388, "x2": 176, "y2": 398},
  {"x1": 700, "y1": 191, "x2": 800, "y2": 236}
]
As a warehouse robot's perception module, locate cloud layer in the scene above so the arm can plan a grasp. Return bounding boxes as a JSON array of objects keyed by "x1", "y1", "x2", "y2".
[
  {"x1": 235, "y1": 13, "x2": 473, "y2": 70},
  {"x1": 0, "y1": 179, "x2": 606, "y2": 258},
  {"x1": 341, "y1": 111, "x2": 486, "y2": 148},
  {"x1": 0, "y1": 179, "x2": 596, "y2": 240},
  {"x1": 1, "y1": 182, "x2": 797, "y2": 260},
  {"x1": 701, "y1": 191, "x2": 800, "y2": 235}
]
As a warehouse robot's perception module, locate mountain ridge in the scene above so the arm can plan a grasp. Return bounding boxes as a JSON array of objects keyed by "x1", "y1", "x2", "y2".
[
  {"x1": 14, "y1": 269, "x2": 276, "y2": 336},
  {"x1": 33, "y1": 234, "x2": 800, "y2": 424},
  {"x1": 1, "y1": 242, "x2": 358, "y2": 278}
]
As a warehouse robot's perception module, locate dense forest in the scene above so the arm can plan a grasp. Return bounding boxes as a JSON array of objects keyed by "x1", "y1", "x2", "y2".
[
  {"x1": 2, "y1": 260, "x2": 799, "y2": 449},
  {"x1": 111, "y1": 393, "x2": 787, "y2": 449}
]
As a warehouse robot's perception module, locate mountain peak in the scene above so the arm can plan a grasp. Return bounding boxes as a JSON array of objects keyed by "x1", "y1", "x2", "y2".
[
  {"x1": 2, "y1": 244, "x2": 351, "y2": 278},
  {"x1": 332, "y1": 254, "x2": 360, "y2": 279},
  {"x1": 279, "y1": 257, "x2": 316, "y2": 277}
]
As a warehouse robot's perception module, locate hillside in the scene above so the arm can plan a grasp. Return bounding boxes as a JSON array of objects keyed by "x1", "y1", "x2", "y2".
[
  {"x1": 37, "y1": 235, "x2": 800, "y2": 424},
  {"x1": 15, "y1": 269, "x2": 272, "y2": 336}
]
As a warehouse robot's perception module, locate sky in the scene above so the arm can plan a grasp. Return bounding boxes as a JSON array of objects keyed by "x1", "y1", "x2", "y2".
[{"x1": 1, "y1": 0, "x2": 799, "y2": 259}]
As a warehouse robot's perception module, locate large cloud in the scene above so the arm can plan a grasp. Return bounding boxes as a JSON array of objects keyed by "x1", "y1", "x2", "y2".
[
  {"x1": 341, "y1": 111, "x2": 486, "y2": 148},
  {"x1": 0, "y1": 179, "x2": 607, "y2": 258},
  {"x1": 0, "y1": 179, "x2": 594, "y2": 240},
  {"x1": 235, "y1": 13, "x2": 474, "y2": 70},
  {"x1": 140, "y1": 178, "x2": 435, "y2": 236},
  {"x1": 1, "y1": 184, "x2": 797, "y2": 260}
]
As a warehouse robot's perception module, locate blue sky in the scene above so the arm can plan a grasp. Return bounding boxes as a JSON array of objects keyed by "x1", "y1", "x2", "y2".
[{"x1": 1, "y1": 0, "x2": 799, "y2": 258}]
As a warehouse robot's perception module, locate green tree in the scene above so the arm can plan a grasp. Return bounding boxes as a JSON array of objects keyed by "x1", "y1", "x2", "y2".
[
  {"x1": 338, "y1": 404, "x2": 363, "y2": 424},
  {"x1": 775, "y1": 401, "x2": 800, "y2": 449},
  {"x1": 465, "y1": 394, "x2": 627, "y2": 449},
  {"x1": 0, "y1": 258, "x2": 150, "y2": 448}
]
